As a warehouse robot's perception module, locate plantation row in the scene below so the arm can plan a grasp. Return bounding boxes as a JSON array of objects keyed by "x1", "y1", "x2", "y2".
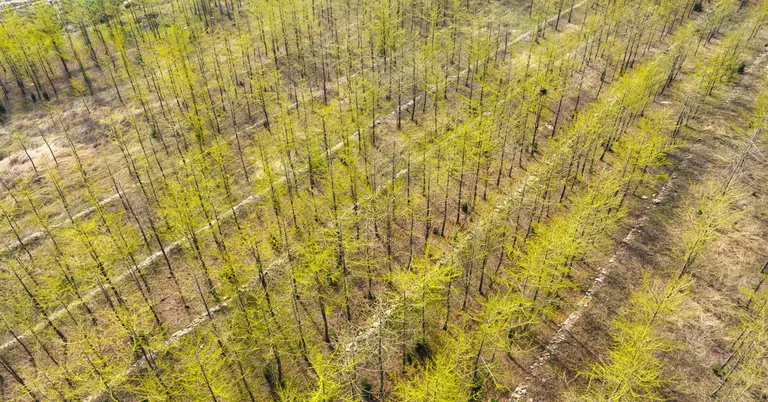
[
  {"x1": 563, "y1": 51, "x2": 768, "y2": 400},
  {"x1": 0, "y1": 0, "x2": 766, "y2": 400}
]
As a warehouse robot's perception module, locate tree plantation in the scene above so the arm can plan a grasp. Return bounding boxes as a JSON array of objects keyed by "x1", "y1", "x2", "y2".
[{"x1": 0, "y1": 0, "x2": 767, "y2": 399}]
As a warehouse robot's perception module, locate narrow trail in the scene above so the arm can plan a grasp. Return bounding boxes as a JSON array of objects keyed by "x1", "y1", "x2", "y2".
[{"x1": 2, "y1": 190, "x2": 126, "y2": 256}]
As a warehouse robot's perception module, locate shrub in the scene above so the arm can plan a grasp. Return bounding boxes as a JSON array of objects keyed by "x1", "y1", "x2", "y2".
[
  {"x1": 361, "y1": 378, "x2": 374, "y2": 402},
  {"x1": 712, "y1": 363, "x2": 726, "y2": 378},
  {"x1": 263, "y1": 363, "x2": 284, "y2": 393},
  {"x1": 414, "y1": 339, "x2": 432, "y2": 363}
]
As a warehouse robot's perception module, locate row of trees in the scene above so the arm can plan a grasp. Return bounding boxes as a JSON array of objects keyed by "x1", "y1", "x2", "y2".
[
  {"x1": 569, "y1": 178, "x2": 742, "y2": 400},
  {"x1": 567, "y1": 14, "x2": 768, "y2": 400}
]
